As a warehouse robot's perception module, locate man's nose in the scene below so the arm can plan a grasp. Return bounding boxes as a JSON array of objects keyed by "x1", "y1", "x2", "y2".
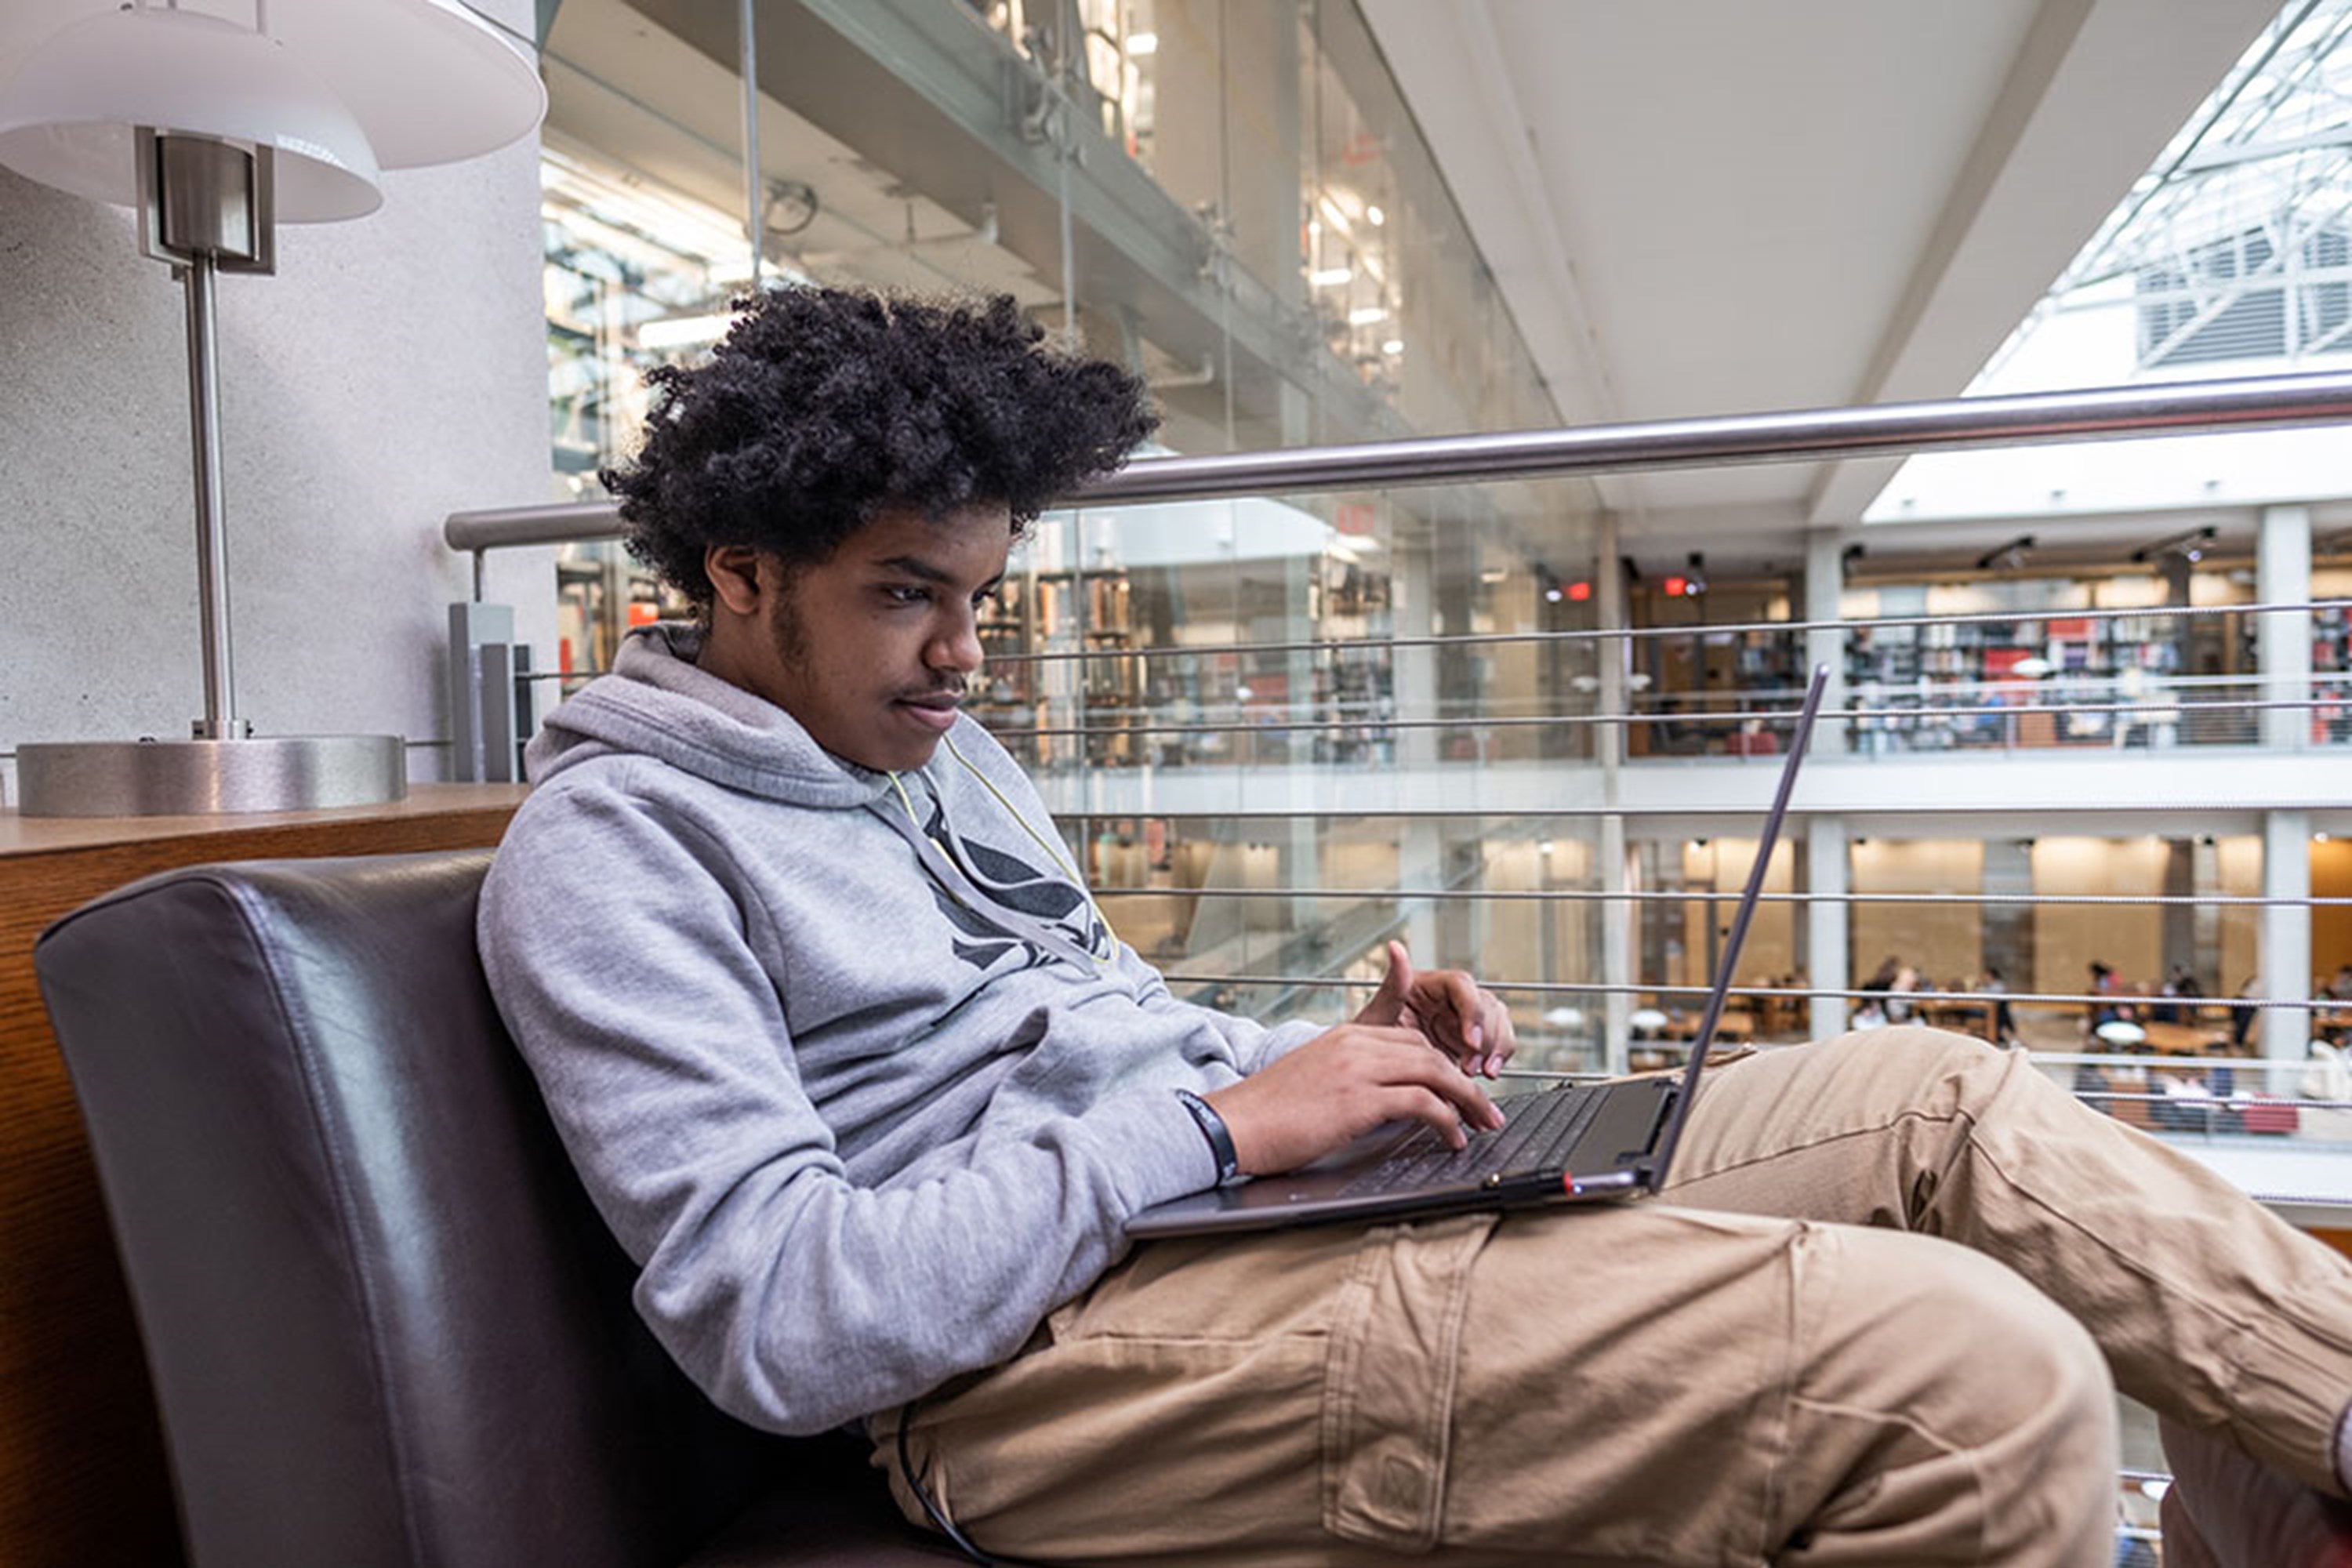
[{"x1": 931, "y1": 608, "x2": 983, "y2": 673}]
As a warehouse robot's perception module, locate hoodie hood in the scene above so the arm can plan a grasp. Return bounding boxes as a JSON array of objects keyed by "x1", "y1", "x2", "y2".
[{"x1": 527, "y1": 622, "x2": 891, "y2": 808}]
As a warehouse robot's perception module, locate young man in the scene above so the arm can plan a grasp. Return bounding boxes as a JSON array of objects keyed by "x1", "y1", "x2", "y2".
[{"x1": 481, "y1": 285, "x2": 2352, "y2": 1566}]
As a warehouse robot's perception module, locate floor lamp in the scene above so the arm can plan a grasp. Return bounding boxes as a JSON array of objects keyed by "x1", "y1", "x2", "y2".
[{"x1": 0, "y1": 0, "x2": 543, "y2": 815}]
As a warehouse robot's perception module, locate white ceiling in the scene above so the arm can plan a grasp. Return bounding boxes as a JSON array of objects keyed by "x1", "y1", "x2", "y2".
[{"x1": 1361, "y1": 0, "x2": 2287, "y2": 572}]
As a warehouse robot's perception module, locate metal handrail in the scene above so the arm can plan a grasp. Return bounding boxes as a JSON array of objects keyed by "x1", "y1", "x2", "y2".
[
  {"x1": 1091, "y1": 886, "x2": 2352, "y2": 909},
  {"x1": 439, "y1": 373, "x2": 2352, "y2": 1092},
  {"x1": 987, "y1": 694, "x2": 2340, "y2": 740},
  {"x1": 443, "y1": 368, "x2": 2352, "y2": 555}
]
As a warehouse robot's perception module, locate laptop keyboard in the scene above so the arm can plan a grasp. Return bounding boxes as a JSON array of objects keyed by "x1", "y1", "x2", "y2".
[{"x1": 1336, "y1": 1085, "x2": 1606, "y2": 1198}]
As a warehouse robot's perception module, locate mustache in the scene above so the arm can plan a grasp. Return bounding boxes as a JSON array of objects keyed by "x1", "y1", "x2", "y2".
[{"x1": 898, "y1": 681, "x2": 967, "y2": 702}]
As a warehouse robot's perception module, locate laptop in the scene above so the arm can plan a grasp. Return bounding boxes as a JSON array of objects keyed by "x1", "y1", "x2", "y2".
[{"x1": 1127, "y1": 663, "x2": 1828, "y2": 1239}]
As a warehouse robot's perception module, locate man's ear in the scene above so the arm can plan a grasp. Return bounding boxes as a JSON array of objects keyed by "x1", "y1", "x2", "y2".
[{"x1": 706, "y1": 545, "x2": 764, "y2": 615}]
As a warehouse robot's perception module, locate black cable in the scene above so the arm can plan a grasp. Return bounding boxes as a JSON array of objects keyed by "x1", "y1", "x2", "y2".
[{"x1": 895, "y1": 1396, "x2": 1013, "y2": 1566}]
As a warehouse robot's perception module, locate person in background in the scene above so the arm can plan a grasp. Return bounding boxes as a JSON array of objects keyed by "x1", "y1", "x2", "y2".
[
  {"x1": 2231, "y1": 973, "x2": 2262, "y2": 1054},
  {"x1": 1981, "y1": 964, "x2": 2017, "y2": 1047},
  {"x1": 2087, "y1": 959, "x2": 2122, "y2": 1034},
  {"x1": 2155, "y1": 962, "x2": 2204, "y2": 1025},
  {"x1": 1887, "y1": 960, "x2": 1922, "y2": 1023}
]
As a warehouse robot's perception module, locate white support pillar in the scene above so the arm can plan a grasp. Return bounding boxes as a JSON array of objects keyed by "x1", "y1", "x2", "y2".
[
  {"x1": 1807, "y1": 813, "x2": 1849, "y2": 1037},
  {"x1": 2259, "y1": 504, "x2": 2312, "y2": 753},
  {"x1": 1597, "y1": 514, "x2": 1632, "y2": 1070},
  {"x1": 1600, "y1": 811, "x2": 1632, "y2": 1076},
  {"x1": 1394, "y1": 539, "x2": 1440, "y2": 774},
  {"x1": 2263, "y1": 808, "x2": 2314, "y2": 1065},
  {"x1": 1597, "y1": 512, "x2": 1627, "y2": 774},
  {"x1": 1393, "y1": 539, "x2": 1442, "y2": 964},
  {"x1": 1399, "y1": 820, "x2": 1443, "y2": 967},
  {"x1": 1804, "y1": 532, "x2": 1850, "y2": 755},
  {"x1": 1282, "y1": 550, "x2": 1320, "y2": 935}
]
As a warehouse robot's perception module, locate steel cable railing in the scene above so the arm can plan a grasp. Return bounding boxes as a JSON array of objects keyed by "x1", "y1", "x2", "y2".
[{"x1": 443, "y1": 370, "x2": 2352, "y2": 1177}]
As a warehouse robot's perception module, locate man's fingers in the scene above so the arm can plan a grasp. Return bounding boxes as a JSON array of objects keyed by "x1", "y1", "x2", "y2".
[
  {"x1": 1374, "y1": 1081, "x2": 1499, "y2": 1147},
  {"x1": 1385, "y1": 1043, "x2": 1502, "y2": 1130},
  {"x1": 1374, "y1": 940, "x2": 1411, "y2": 1011},
  {"x1": 1376, "y1": 1085, "x2": 1469, "y2": 1148},
  {"x1": 1410, "y1": 972, "x2": 1516, "y2": 1076},
  {"x1": 1353, "y1": 942, "x2": 1417, "y2": 1028},
  {"x1": 1475, "y1": 992, "x2": 1517, "y2": 1074},
  {"x1": 1436, "y1": 971, "x2": 1485, "y2": 1052},
  {"x1": 1330, "y1": 1029, "x2": 1500, "y2": 1129}
]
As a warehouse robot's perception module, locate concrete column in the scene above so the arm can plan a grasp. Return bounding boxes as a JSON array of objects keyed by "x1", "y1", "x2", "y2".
[
  {"x1": 1393, "y1": 539, "x2": 1439, "y2": 772},
  {"x1": 1399, "y1": 818, "x2": 1443, "y2": 964},
  {"x1": 2263, "y1": 809, "x2": 2314, "y2": 1064},
  {"x1": 1393, "y1": 537, "x2": 1442, "y2": 966},
  {"x1": 1597, "y1": 512, "x2": 1626, "y2": 774},
  {"x1": 1980, "y1": 837, "x2": 2034, "y2": 1022},
  {"x1": 1600, "y1": 811, "x2": 1632, "y2": 1075},
  {"x1": 2160, "y1": 837, "x2": 2196, "y2": 985},
  {"x1": 2258, "y1": 504, "x2": 2313, "y2": 752},
  {"x1": 1807, "y1": 813, "x2": 1849, "y2": 1036},
  {"x1": 1282, "y1": 550, "x2": 1319, "y2": 933},
  {"x1": 1804, "y1": 532, "x2": 1850, "y2": 755},
  {"x1": 2192, "y1": 835, "x2": 2221, "y2": 993},
  {"x1": 1596, "y1": 512, "x2": 1632, "y2": 1070}
]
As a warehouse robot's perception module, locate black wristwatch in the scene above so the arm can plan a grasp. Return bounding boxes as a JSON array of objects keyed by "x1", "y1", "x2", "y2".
[{"x1": 1173, "y1": 1088, "x2": 1243, "y2": 1185}]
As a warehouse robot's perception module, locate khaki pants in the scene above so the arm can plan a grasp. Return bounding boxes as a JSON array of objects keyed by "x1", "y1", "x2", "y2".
[{"x1": 880, "y1": 1029, "x2": 2352, "y2": 1565}]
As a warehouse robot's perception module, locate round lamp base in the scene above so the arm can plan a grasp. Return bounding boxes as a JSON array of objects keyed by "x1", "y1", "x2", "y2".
[{"x1": 16, "y1": 735, "x2": 408, "y2": 817}]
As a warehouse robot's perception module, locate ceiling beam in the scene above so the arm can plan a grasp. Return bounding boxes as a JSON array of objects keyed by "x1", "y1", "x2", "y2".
[
  {"x1": 1360, "y1": 0, "x2": 1638, "y2": 515},
  {"x1": 1806, "y1": 0, "x2": 2281, "y2": 526}
]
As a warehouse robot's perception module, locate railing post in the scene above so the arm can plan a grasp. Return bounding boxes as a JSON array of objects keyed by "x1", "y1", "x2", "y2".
[{"x1": 447, "y1": 601, "x2": 533, "y2": 783}]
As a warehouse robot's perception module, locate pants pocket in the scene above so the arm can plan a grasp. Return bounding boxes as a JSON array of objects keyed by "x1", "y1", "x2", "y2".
[{"x1": 1319, "y1": 1212, "x2": 1499, "y2": 1552}]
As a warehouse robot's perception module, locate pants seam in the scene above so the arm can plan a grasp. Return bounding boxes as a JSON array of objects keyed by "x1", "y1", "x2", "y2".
[{"x1": 1782, "y1": 1392, "x2": 1987, "y2": 1566}]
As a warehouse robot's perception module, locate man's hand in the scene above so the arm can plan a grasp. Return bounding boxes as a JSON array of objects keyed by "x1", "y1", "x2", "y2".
[
  {"x1": 1352, "y1": 940, "x2": 1518, "y2": 1078},
  {"x1": 1203, "y1": 1023, "x2": 1504, "y2": 1176}
]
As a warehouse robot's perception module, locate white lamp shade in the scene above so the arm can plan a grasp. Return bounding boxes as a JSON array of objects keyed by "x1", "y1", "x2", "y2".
[
  {"x1": 0, "y1": 0, "x2": 543, "y2": 213},
  {"x1": 272, "y1": 0, "x2": 546, "y2": 171},
  {"x1": 0, "y1": 6, "x2": 383, "y2": 220},
  {"x1": 2095, "y1": 1020, "x2": 2147, "y2": 1047}
]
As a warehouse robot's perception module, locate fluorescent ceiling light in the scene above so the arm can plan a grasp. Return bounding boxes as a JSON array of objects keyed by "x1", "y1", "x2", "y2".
[
  {"x1": 1309, "y1": 267, "x2": 1352, "y2": 287},
  {"x1": 1366, "y1": 204, "x2": 1385, "y2": 226},
  {"x1": 1127, "y1": 31, "x2": 1157, "y2": 55},
  {"x1": 1381, "y1": 337, "x2": 1403, "y2": 354},
  {"x1": 1348, "y1": 306, "x2": 1388, "y2": 325}
]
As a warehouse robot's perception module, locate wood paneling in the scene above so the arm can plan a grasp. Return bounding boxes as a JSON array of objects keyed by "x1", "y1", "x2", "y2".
[{"x1": 0, "y1": 787, "x2": 526, "y2": 1567}]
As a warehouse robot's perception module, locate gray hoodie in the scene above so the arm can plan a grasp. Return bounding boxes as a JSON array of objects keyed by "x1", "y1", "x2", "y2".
[{"x1": 478, "y1": 624, "x2": 1321, "y2": 1434}]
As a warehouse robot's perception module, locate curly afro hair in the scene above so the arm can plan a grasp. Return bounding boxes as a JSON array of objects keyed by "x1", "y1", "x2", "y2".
[{"x1": 601, "y1": 286, "x2": 1159, "y2": 609}]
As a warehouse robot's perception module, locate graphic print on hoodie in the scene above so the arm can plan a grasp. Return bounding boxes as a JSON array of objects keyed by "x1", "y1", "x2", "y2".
[{"x1": 913, "y1": 790, "x2": 1110, "y2": 974}]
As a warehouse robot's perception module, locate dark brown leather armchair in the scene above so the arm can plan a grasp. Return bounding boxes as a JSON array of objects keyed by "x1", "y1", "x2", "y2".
[{"x1": 35, "y1": 851, "x2": 960, "y2": 1568}]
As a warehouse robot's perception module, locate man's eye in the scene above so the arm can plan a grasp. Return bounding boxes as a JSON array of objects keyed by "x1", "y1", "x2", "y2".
[{"x1": 885, "y1": 586, "x2": 929, "y2": 604}]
